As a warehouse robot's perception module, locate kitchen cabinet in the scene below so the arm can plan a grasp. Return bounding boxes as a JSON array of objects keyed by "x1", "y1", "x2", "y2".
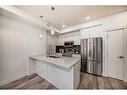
[
  {"x1": 64, "y1": 32, "x2": 74, "y2": 42},
  {"x1": 47, "y1": 64, "x2": 73, "y2": 89},
  {"x1": 57, "y1": 31, "x2": 80, "y2": 45},
  {"x1": 80, "y1": 25, "x2": 102, "y2": 39},
  {"x1": 58, "y1": 35, "x2": 64, "y2": 45},
  {"x1": 35, "y1": 60, "x2": 48, "y2": 80},
  {"x1": 80, "y1": 29, "x2": 90, "y2": 39},
  {"x1": 64, "y1": 36, "x2": 73, "y2": 42},
  {"x1": 89, "y1": 26, "x2": 102, "y2": 38},
  {"x1": 73, "y1": 60, "x2": 80, "y2": 88},
  {"x1": 73, "y1": 31, "x2": 80, "y2": 45},
  {"x1": 29, "y1": 56, "x2": 81, "y2": 89}
]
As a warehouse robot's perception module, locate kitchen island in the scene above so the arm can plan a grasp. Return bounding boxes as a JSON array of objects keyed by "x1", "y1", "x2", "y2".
[{"x1": 29, "y1": 55, "x2": 80, "y2": 89}]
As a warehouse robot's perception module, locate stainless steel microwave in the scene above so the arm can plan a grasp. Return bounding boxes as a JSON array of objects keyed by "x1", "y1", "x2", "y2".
[{"x1": 64, "y1": 41, "x2": 74, "y2": 47}]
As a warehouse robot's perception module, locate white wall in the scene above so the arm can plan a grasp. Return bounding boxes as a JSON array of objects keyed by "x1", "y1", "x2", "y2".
[{"x1": 0, "y1": 15, "x2": 46, "y2": 85}]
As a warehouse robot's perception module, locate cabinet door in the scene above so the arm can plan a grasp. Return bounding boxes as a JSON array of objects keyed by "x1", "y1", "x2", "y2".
[
  {"x1": 47, "y1": 65, "x2": 73, "y2": 89},
  {"x1": 58, "y1": 36, "x2": 64, "y2": 45},
  {"x1": 74, "y1": 32, "x2": 80, "y2": 45},
  {"x1": 89, "y1": 26, "x2": 102, "y2": 38},
  {"x1": 80, "y1": 29, "x2": 90, "y2": 39},
  {"x1": 64, "y1": 33, "x2": 74, "y2": 42},
  {"x1": 74, "y1": 60, "x2": 81, "y2": 89},
  {"x1": 35, "y1": 61, "x2": 48, "y2": 80},
  {"x1": 80, "y1": 25, "x2": 102, "y2": 39}
]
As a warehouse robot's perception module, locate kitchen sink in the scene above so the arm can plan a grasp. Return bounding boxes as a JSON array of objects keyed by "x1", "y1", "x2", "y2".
[{"x1": 47, "y1": 55, "x2": 60, "y2": 58}]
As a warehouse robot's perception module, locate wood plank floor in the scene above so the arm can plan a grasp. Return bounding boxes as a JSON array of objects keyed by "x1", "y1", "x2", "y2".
[
  {"x1": 0, "y1": 73, "x2": 57, "y2": 89},
  {"x1": 0, "y1": 73, "x2": 127, "y2": 89},
  {"x1": 79, "y1": 73, "x2": 127, "y2": 89}
]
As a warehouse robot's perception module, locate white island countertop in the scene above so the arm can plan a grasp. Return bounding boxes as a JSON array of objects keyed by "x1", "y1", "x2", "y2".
[{"x1": 30, "y1": 55, "x2": 80, "y2": 70}]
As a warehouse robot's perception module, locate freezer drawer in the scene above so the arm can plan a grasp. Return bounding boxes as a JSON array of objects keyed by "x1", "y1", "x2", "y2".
[
  {"x1": 93, "y1": 62, "x2": 102, "y2": 75},
  {"x1": 81, "y1": 60, "x2": 102, "y2": 75}
]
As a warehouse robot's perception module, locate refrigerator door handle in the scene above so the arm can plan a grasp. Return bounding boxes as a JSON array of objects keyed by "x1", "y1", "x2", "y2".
[
  {"x1": 88, "y1": 38, "x2": 94, "y2": 60},
  {"x1": 91, "y1": 40, "x2": 94, "y2": 60},
  {"x1": 87, "y1": 39, "x2": 90, "y2": 60}
]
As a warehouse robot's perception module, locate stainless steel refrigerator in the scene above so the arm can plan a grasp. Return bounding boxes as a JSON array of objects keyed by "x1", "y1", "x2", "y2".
[{"x1": 80, "y1": 37, "x2": 103, "y2": 75}]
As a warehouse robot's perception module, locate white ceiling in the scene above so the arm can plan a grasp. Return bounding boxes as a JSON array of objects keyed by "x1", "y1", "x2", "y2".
[{"x1": 15, "y1": 6, "x2": 127, "y2": 30}]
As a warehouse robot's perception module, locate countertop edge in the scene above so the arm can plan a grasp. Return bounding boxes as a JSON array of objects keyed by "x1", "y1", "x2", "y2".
[{"x1": 29, "y1": 56, "x2": 80, "y2": 70}]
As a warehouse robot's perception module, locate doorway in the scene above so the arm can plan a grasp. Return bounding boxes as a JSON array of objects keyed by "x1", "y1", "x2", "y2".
[{"x1": 107, "y1": 29, "x2": 124, "y2": 80}]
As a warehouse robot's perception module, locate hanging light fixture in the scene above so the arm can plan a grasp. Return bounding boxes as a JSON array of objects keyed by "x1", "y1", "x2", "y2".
[
  {"x1": 50, "y1": 6, "x2": 55, "y2": 35},
  {"x1": 39, "y1": 15, "x2": 43, "y2": 39},
  {"x1": 40, "y1": 7, "x2": 56, "y2": 35},
  {"x1": 51, "y1": 27, "x2": 54, "y2": 35}
]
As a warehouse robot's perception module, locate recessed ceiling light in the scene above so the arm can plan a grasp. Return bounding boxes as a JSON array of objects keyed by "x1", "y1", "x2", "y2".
[
  {"x1": 86, "y1": 16, "x2": 91, "y2": 20},
  {"x1": 40, "y1": 15, "x2": 43, "y2": 18},
  {"x1": 62, "y1": 24, "x2": 66, "y2": 28}
]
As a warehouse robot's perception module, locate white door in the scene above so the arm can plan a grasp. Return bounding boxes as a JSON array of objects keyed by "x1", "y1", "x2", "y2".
[
  {"x1": 124, "y1": 29, "x2": 127, "y2": 82},
  {"x1": 108, "y1": 29, "x2": 124, "y2": 80}
]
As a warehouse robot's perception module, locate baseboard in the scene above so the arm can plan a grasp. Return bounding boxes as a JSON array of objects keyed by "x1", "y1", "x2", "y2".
[{"x1": 0, "y1": 72, "x2": 27, "y2": 86}]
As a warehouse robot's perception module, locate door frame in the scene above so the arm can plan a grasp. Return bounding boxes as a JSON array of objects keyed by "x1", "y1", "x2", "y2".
[
  {"x1": 124, "y1": 28, "x2": 127, "y2": 82},
  {"x1": 106, "y1": 28, "x2": 124, "y2": 80}
]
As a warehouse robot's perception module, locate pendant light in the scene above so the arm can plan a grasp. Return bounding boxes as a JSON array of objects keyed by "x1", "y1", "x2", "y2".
[
  {"x1": 50, "y1": 6, "x2": 55, "y2": 35},
  {"x1": 40, "y1": 15, "x2": 43, "y2": 39},
  {"x1": 51, "y1": 27, "x2": 54, "y2": 35}
]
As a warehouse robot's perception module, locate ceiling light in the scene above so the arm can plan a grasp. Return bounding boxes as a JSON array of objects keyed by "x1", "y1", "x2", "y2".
[
  {"x1": 62, "y1": 24, "x2": 66, "y2": 28},
  {"x1": 86, "y1": 16, "x2": 91, "y2": 20},
  {"x1": 51, "y1": 28, "x2": 54, "y2": 35},
  {"x1": 40, "y1": 34, "x2": 43, "y2": 38}
]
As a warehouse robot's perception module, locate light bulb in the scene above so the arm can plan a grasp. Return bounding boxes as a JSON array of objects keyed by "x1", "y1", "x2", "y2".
[
  {"x1": 40, "y1": 34, "x2": 43, "y2": 38},
  {"x1": 51, "y1": 29, "x2": 54, "y2": 35},
  {"x1": 62, "y1": 24, "x2": 66, "y2": 28},
  {"x1": 86, "y1": 16, "x2": 91, "y2": 20}
]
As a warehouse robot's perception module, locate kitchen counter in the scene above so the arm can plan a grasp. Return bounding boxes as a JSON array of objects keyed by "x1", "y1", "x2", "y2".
[
  {"x1": 30, "y1": 55, "x2": 80, "y2": 70},
  {"x1": 29, "y1": 54, "x2": 81, "y2": 89}
]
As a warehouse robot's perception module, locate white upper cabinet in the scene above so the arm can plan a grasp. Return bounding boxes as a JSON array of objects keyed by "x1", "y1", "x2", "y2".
[
  {"x1": 64, "y1": 33, "x2": 74, "y2": 42},
  {"x1": 57, "y1": 31, "x2": 80, "y2": 45},
  {"x1": 89, "y1": 26, "x2": 102, "y2": 38},
  {"x1": 58, "y1": 25, "x2": 102, "y2": 45},
  {"x1": 80, "y1": 25, "x2": 102, "y2": 39},
  {"x1": 80, "y1": 29, "x2": 90, "y2": 39},
  {"x1": 73, "y1": 31, "x2": 80, "y2": 45},
  {"x1": 58, "y1": 35, "x2": 64, "y2": 45}
]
